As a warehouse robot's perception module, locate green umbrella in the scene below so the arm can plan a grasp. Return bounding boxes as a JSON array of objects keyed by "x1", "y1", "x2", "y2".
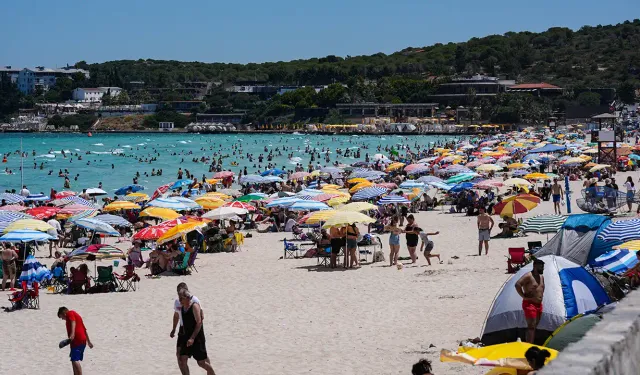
[
  {"x1": 235, "y1": 194, "x2": 266, "y2": 202},
  {"x1": 445, "y1": 173, "x2": 477, "y2": 184}
]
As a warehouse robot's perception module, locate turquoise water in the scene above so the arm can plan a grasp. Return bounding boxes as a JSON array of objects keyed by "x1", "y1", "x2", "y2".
[{"x1": 1, "y1": 132, "x2": 460, "y2": 196}]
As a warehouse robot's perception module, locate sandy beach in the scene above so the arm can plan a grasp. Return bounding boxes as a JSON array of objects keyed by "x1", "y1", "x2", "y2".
[{"x1": 4, "y1": 171, "x2": 633, "y2": 375}]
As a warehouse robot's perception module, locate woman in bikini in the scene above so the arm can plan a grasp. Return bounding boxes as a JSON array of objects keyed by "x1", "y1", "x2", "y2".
[
  {"x1": 405, "y1": 214, "x2": 420, "y2": 264},
  {"x1": 384, "y1": 217, "x2": 402, "y2": 266},
  {"x1": 345, "y1": 224, "x2": 360, "y2": 268}
]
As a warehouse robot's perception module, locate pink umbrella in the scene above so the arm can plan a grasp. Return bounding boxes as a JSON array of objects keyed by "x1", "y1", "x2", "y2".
[
  {"x1": 54, "y1": 191, "x2": 76, "y2": 199},
  {"x1": 289, "y1": 172, "x2": 311, "y2": 181},
  {"x1": 0, "y1": 204, "x2": 27, "y2": 212},
  {"x1": 404, "y1": 163, "x2": 427, "y2": 172},
  {"x1": 151, "y1": 183, "x2": 171, "y2": 201},
  {"x1": 223, "y1": 201, "x2": 256, "y2": 212},
  {"x1": 58, "y1": 204, "x2": 96, "y2": 215},
  {"x1": 375, "y1": 183, "x2": 398, "y2": 189},
  {"x1": 213, "y1": 171, "x2": 235, "y2": 179},
  {"x1": 465, "y1": 161, "x2": 484, "y2": 168},
  {"x1": 475, "y1": 180, "x2": 504, "y2": 189},
  {"x1": 311, "y1": 193, "x2": 340, "y2": 202}
]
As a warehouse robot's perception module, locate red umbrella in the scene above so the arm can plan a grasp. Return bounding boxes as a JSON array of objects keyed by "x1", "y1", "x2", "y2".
[
  {"x1": 54, "y1": 191, "x2": 76, "y2": 199},
  {"x1": 223, "y1": 201, "x2": 256, "y2": 211},
  {"x1": 159, "y1": 215, "x2": 210, "y2": 227},
  {"x1": 213, "y1": 171, "x2": 235, "y2": 179},
  {"x1": 311, "y1": 193, "x2": 340, "y2": 202},
  {"x1": 26, "y1": 206, "x2": 60, "y2": 219},
  {"x1": 132, "y1": 224, "x2": 171, "y2": 240},
  {"x1": 151, "y1": 183, "x2": 171, "y2": 201}
]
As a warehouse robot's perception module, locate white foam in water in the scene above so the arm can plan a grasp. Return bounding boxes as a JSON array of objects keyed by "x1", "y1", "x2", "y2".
[
  {"x1": 381, "y1": 138, "x2": 386, "y2": 140},
  {"x1": 290, "y1": 157, "x2": 302, "y2": 162},
  {"x1": 145, "y1": 139, "x2": 151, "y2": 141},
  {"x1": 122, "y1": 145, "x2": 132, "y2": 148},
  {"x1": 74, "y1": 149, "x2": 81, "y2": 151},
  {"x1": 178, "y1": 141, "x2": 188, "y2": 144},
  {"x1": 37, "y1": 154, "x2": 56, "y2": 158},
  {"x1": 137, "y1": 143, "x2": 145, "y2": 146},
  {"x1": 92, "y1": 143, "x2": 104, "y2": 146},
  {"x1": 91, "y1": 151, "x2": 111, "y2": 155},
  {"x1": 112, "y1": 149, "x2": 124, "y2": 154}
]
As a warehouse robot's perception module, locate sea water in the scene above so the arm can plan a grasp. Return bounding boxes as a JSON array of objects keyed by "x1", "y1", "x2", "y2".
[{"x1": 0, "y1": 132, "x2": 460, "y2": 195}]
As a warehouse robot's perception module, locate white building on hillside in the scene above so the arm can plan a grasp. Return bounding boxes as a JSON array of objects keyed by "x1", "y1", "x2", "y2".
[
  {"x1": 16, "y1": 66, "x2": 90, "y2": 94},
  {"x1": 72, "y1": 87, "x2": 122, "y2": 102}
]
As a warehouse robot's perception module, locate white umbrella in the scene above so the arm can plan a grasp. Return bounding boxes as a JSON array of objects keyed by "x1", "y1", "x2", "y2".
[
  {"x1": 146, "y1": 198, "x2": 191, "y2": 210},
  {"x1": 85, "y1": 188, "x2": 107, "y2": 196},
  {"x1": 72, "y1": 218, "x2": 120, "y2": 236},
  {"x1": 202, "y1": 207, "x2": 248, "y2": 220}
]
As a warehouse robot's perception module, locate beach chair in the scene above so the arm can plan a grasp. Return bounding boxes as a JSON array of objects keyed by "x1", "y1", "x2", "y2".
[
  {"x1": 172, "y1": 252, "x2": 191, "y2": 275},
  {"x1": 114, "y1": 265, "x2": 140, "y2": 292},
  {"x1": 527, "y1": 241, "x2": 543, "y2": 253},
  {"x1": 283, "y1": 239, "x2": 299, "y2": 259},
  {"x1": 67, "y1": 268, "x2": 90, "y2": 294},
  {"x1": 316, "y1": 246, "x2": 332, "y2": 267},
  {"x1": 187, "y1": 249, "x2": 199, "y2": 273},
  {"x1": 292, "y1": 225, "x2": 304, "y2": 240},
  {"x1": 94, "y1": 266, "x2": 117, "y2": 292},
  {"x1": 49, "y1": 266, "x2": 68, "y2": 294},
  {"x1": 507, "y1": 247, "x2": 527, "y2": 274},
  {"x1": 7, "y1": 281, "x2": 39, "y2": 310}
]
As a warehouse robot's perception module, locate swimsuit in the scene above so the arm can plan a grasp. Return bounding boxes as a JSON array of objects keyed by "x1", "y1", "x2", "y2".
[
  {"x1": 389, "y1": 233, "x2": 400, "y2": 246},
  {"x1": 2, "y1": 258, "x2": 16, "y2": 275},
  {"x1": 522, "y1": 300, "x2": 543, "y2": 319}
]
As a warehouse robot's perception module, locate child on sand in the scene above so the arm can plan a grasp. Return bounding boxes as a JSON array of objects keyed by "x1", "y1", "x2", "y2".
[{"x1": 418, "y1": 228, "x2": 442, "y2": 266}]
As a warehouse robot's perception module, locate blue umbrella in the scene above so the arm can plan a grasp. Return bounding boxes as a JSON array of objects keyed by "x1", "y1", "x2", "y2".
[
  {"x1": 352, "y1": 187, "x2": 388, "y2": 201},
  {"x1": 261, "y1": 168, "x2": 285, "y2": 176},
  {"x1": 377, "y1": 195, "x2": 411, "y2": 205},
  {"x1": 449, "y1": 182, "x2": 475, "y2": 193},
  {"x1": 297, "y1": 189, "x2": 324, "y2": 197},
  {"x1": 61, "y1": 196, "x2": 98, "y2": 208},
  {"x1": 0, "y1": 193, "x2": 26, "y2": 204},
  {"x1": 591, "y1": 249, "x2": 639, "y2": 274},
  {"x1": 597, "y1": 219, "x2": 640, "y2": 242},
  {"x1": 288, "y1": 201, "x2": 331, "y2": 211},
  {"x1": 114, "y1": 184, "x2": 145, "y2": 195},
  {"x1": 239, "y1": 175, "x2": 265, "y2": 184},
  {"x1": 72, "y1": 218, "x2": 120, "y2": 236},
  {"x1": 172, "y1": 197, "x2": 202, "y2": 210},
  {"x1": 512, "y1": 169, "x2": 529, "y2": 177},
  {"x1": 146, "y1": 198, "x2": 190, "y2": 210},
  {"x1": 19, "y1": 255, "x2": 51, "y2": 283},
  {"x1": 170, "y1": 179, "x2": 193, "y2": 190},
  {"x1": 399, "y1": 181, "x2": 425, "y2": 189},
  {"x1": 266, "y1": 197, "x2": 304, "y2": 208},
  {"x1": 24, "y1": 193, "x2": 49, "y2": 201},
  {"x1": 428, "y1": 181, "x2": 454, "y2": 191},
  {"x1": 93, "y1": 214, "x2": 133, "y2": 228},
  {"x1": 629, "y1": 154, "x2": 640, "y2": 161},
  {"x1": 0, "y1": 230, "x2": 56, "y2": 243}
]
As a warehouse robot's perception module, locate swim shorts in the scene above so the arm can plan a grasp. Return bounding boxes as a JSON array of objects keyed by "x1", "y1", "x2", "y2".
[
  {"x1": 69, "y1": 345, "x2": 86, "y2": 362},
  {"x1": 552, "y1": 194, "x2": 561, "y2": 203},
  {"x1": 478, "y1": 229, "x2": 491, "y2": 241},
  {"x1": 522, "y1": 300, "x2": 543, "y2": 320}
]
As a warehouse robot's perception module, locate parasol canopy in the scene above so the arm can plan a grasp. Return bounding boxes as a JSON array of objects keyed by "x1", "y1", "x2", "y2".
[
  {"x1": 322, "y1": 211, "x2": 376, "y2": 229},
  {"x1": 103, "y1": 200, "x2": 140, "y2": 212},
  {"x1": 157, "y1": 222, "x2": 208, "y2": 244},
  {"x1": 66, "y1": 244, "x2": 126, "y2": 262},
  {"x1": 519, "y1": 215, "x2": 567, "y2": 234},
  {"x1": 3, "y1": 219, "x2": 54, "y2": 234},
  {"x1": 25, "y1": 206, "x2": 61, "y2": 219},
  {"x1": 72, "y1": 218, "x2": 120, "y2": 236},
  {"x1": 202, "y1": 207, "x2": 248, "y2": 220},
  {"x1": 0, "y1": 230, "x2": 56, "y2": 242},
  {"x1": 139, "y1": 207, "x2": 181, "y2": 220},
  {"x1": 19, "y1": 255, "x2": 52, "y2": 282},
  {"x1": 337, "y1": 202, "x2": 377, "y2": 212}
]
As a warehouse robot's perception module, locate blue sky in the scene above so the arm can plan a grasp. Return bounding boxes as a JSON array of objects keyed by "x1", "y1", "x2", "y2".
[{"x1": 2, "y1": 0, "x2": 639, "y2": 67}]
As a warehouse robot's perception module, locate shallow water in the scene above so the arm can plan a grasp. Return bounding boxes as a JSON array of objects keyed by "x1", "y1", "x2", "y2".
[{"x1": 0, "y1": 132, "x2": 461, "y2": 196}]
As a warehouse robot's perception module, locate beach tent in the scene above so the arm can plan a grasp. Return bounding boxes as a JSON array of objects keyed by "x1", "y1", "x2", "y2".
[
  {"x1": 527, "y1": 144, "x2": 566, "y2": 154},
  {"x1": 481, "y1": 255, "x2": 610, "y2": 346},
  {"x1": 534, "y1": 214, "x2": 622, "y2": 266},
  {"x1": 543, "y1": 314, "x2": 602, "y2": 351}
]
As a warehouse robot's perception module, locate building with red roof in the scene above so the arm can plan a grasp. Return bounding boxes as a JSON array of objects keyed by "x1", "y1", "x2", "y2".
[{"x1": 506, "y1": 82, "x2": 563, "y2": 97}]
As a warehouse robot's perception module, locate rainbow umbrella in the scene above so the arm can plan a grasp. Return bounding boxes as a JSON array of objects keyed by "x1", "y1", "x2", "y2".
[{"x1": 66, "y1": 244, "x2": 126, "y2": 262}]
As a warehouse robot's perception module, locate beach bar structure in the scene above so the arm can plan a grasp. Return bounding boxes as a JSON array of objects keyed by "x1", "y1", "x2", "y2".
[{"x1": 336, "y1": 103, "x2": 438, "y2": 119}]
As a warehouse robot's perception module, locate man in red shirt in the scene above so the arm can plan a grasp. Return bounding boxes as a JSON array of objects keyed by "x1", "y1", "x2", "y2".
[{"x1": 58, "y1": 307, "x2": 94, "y2": 375}]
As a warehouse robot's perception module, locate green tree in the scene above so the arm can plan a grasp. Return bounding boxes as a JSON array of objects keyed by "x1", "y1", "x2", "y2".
[
  {"x1": 576, "y1": 92, "x2": 602, "y2": 106},
  {"x1": 617, "y1": 81, "x2": 637, "y2": 104},
  {"x1": 114, "y1": 90, "x2": 130, "y2": 105}
]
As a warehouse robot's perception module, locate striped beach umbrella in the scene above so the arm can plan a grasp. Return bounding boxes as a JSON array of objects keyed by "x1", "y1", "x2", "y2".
[
  {"x1": 615, "y1": 240, "x2": 640, "y2": 251},
  {"x1": 133, "y1": 224, "x2": 171, "y2": 241},
  {"x1": 0, "y1": 230, "x2": 56, "y2": 243},
  {"x1": 591, "y1": 249, "x2": 639, "y2": 274},
  {"x1": 103, "y1": 200, "x2": 140, "y2": 212},
  {"x1": 598, "y1": 219, "x2": 640, "y2": 242},
  {"x1": 54, "y1": 191, "x2": 76, "y2": 199},
  {"x1": 3, "y1": 219, "x2": 53, "y2": 234},
  {"x1": 172, "y1": 197, "x2": 202, "y2": 210},
  {"x1": 68, "y1": 209, "x2": 99, "y2": 221},
  {"x1": 445, "y1": 173, "x2": 478, "y2": 184},
  {"x1": 24, "y1": 193, "x2": 50, "y2": 201},
  {"x1": 93, "y1": 214, "x2": 133, "y2": 228},
  {"x1": 223, "y1": 201, "x2": 256, "y2": 212},
  {"x1": 377, "y1": 195, "x2": 411, "y2": 205},
  {"x1": 0, "y1": 204, "x2": 27, "y2": 212},
  {"x1": 72, "y1": 218, "x2": 120, "y2": 236},
  {"x1": 311, "y1": 193, "x2": 340, "y2": 202},
  {"x1": 61, "y1": 196, "x2": 98, "y2": 208},
  {"x1": 520, "y1": 215, "x2": 567, "y2": 234},
  {"x1": 399, "y1": 181, "x2": 425, "y2": 189},
  {"x1": 0, "y1": 193, "x2": 26, "y2": 204},
  {"x1": 66, "y1": 244, "x2": 126, "y2": 262},
  {"x1": 213, "y1": 171, "x2": 234, "y2": 179},
  {"x1": 147, "y1": 198, "x2": 191, "y2": 211},
  {"x1": 288, "y1": 201, "x2": 331, "y2": 211},
  {"x1": 352, "y1": 187, "x2": 388, "y2": 201},
  {"x1": 417, "y1": 176, "x2": 444, "y2": 184},
  {"x1": 493, "y1": 197, "x2": 539, "y2": 217},
  {"x1": 18, "y1": 255, "x2": 51, "y2": 282}
]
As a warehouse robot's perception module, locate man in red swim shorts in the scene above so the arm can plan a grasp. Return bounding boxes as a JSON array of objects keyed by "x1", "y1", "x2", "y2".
[{"x1": 515, "y1": 259, "x2": 545, "y2": 343}]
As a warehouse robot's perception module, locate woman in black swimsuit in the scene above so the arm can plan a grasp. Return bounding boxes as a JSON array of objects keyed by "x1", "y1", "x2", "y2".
[
  {"x1": 178, "y1": 289, "x2": 216, "y2": 375},
  {"x1": 405, "y1": 214, "x2": 419, "y2": 264}
]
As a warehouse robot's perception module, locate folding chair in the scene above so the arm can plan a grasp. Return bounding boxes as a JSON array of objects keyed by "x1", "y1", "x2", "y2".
[
  {"x1": 316, "y1": 246, "x2": 331, "y2": 267},
  {"x1": 527, "y1": 241, "x2": 543, "y2": 253},
  {"x1": 67, "y1": 268, "x2": 90, "y2": 294},
  {"x1": 94, "y1": 266, "x2": 117, "y2": 292},
  {"x1": 50, "y1": 267, "x2": 68, "y2": 294},
  {"x1": 283, "y1": 239, "x2": 299, "y2": 259},
  {"x1": 172, "y1": 252, "x2": 191, "y2": 275},
  {"x1": 114, "y1": 265, "x2": 140, "y2": 292},
  {"x1": 187, "y1": 249, "x2": 199, "y2": 273},
  {"x1": 507, "y1": 247, "x2": 527, "y2": 273},
  {"x1": 7, "y1": 281, "x2": 39, "y2": 310},
  {"x1": 292, "y1": 226, "x2": 304, "y2": 240}
]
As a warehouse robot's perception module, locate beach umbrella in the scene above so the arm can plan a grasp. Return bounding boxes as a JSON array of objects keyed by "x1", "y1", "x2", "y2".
[
  {"x1": 404, "y1": 163, "x2": 427, "y2": 172},
  {"x1": 310, "y1": 193, "x2": 340, "y2": 202},
  {"x1": 440, "y1": 342, "x2": 558, "y2": 371},
  {"x1": 0, "y1": 193, "x2": 26, "y2": 204},
  {"x1": 507, "y1": 163, "x2": 527, "y2": 169},
  {"x1": 591, "y1": 249, "x2": 639, "y2": 274},
  {"x1": 216, "y1": 188, "x2": 241, "y2": 197},
  {"x1": 93, "y1": 214, "x2": 133, "y2": 228},
  {"x1": 352, "y1": 187, "x2": 388, "y2": 201},
  {"x1": 615, "y1": 240, "x2": 640, "y2": 251},
  {"x1": 103, "y1": 200, "x2": 140, "y2": 212},
  {"x1": 475, "y1": 180, "x2": 504, "y2": 189},
  {"x1": 170, "y1": 179, "x2": 193, "y2": 190},
  {"x1": 543, "y1": 314, "x2": 602, "y2": 352},
  {"x1": 114, "y1": 184, "x2": 145, "y2": 196},
  {"x1": 300, "y1": 210, "x2": 339, "y2": 225},
  {"x1": 150, "y1": 183, "x2": 171, "y2": 200},
  {"x1": 85, "y1": 188, "x2": 107, "y2": 196},
  {"x1": 66, "y1": 244, "x2": 126, "y2": 262},
  {"x1": 563, "y1": 157, "x2": 587, "y2": 165},
  {"x1": 445, "y1": 173, "x2": 478, "y2": 184},
  {"x1": 67, "y1": 209, "x2": 99, "y2": 221},
  {"x1": 261, "y1": 168, "x2": 285, "y2": 176},
  {"x1": 24, "y1": 193, "x2": 50, "y2": 201},
  {"x1": 157, "y1": 222, "x2": 208, "y2": 244},
  {"x1": 193, "y1": 197, "x2": 225, "y2": 210},
  {"x1": 172, "y1": 197, "x2": 202, "y2": 210},
  {"x1": 202, "y1": 207, "x2": 248, "y2": 220},
  {"x1": 597, "y1": 219, "x2": 640, "y2": 242},
  {"x1": 133, "y1": 224, "x2": 171, "y2": 241},
  {"x1": 297, "y1": 189, "x2": 325, "y2": 197},
  {"x1": 288, "y1": 201, "x2": 331, "y2": 211},
  {"x1": 0, "y1": 204, "x2": 27, "y2": 212},
  {"x1": 399, "y1": 181, "x2": 425, "y2": 189},
  {"x1": 3, "y1": 219, "x2": 54, "y2": 234},
  {"x1": 322, "y1": 211, "x2": 376, "y2": 229},
  {"x1": 146, "y1": 198, "x2": 190, "y2": 211},
  {"x1": 349, "y1": 181, "x2": 374, "y2": 193},
  {"x1": 589, "y1": 164, "x2": 611, "y2": 173},
  {"x1": 289, "y1": 171, "x2": 311, "y2": 180},
  {"x1": 375, "y1": 183, "x2": 397, "y2": 190},
  {"x1": 18, "y1": 254, "x2": 52, "y2": 282},
  {"x1": 261, "y1": 176, "x2": 284, "y2": 183},
  {"x1": 385, "y1": 162, "x2": 405, "y2": 172},
  {"x1": 72, "y1": 218, "x2": 120, "y2": 236},
  {"x1": 417, "y1": 176, "x2": 444, "y2": 184},
  {"x1": 139, "y1": 207, "x2": 181, "y2": 220},
  {"x1": 503, "y1": 178, "x2": 532, "y2": 187},
  {"x1": 61, "y1": 196, "x2": 98, "y2": 208},
  {"x1": 327, "y1": 195, "x2": 350, "y2": 206},
  {"x1": 348, "y1": 178, "x2": 369, "y2": 185},
  {"x1": 0, "y1": 230, "x2": 56, "y2": 243},
  {"x1": 54, "y1": 191, "x2": 76, "y2": 199},
  {"x1": 123, "y1": 192, "x2": 149, "y2": 202},
  {"x1": 213, "y1": 171, "x2": 234, "y2": 179},
  {"x1": 320, "y1": 167, "x2": 344, "y2": 175},
  {"x1": 239, "y1": 175, "x2": 265, "y2": 184},
  {"x1": 449, "y1": 182, "x2": 475, "y2": 193},
  {"x1": 337, "y1": 202, "x2": 377, "y2": 212},
  {"x1": 235, "y1": 194, "x2": 266, "y2": 202},
  {"x1": 511, "y1": 169, "x2": 529, "y2": 177},
  {"x1": 373, "y1": 153, "x2": 388, "y2": 161},
  {"x1": 266, "y1": 197, "x2": 304, "y2": 208},
  {"x1": 203, "y1": 192, "x2": 232, "y2": 200},
  {"x1": 222, "y1": 201, "x2": 256, "y2": 212},
  {"x1": 493, "y1": 197, "x2": 539, "y2": 217},
  {"x1": 58, "y1": 204, "x2": 97, "y2": 215},
  {"x1": 520, "y1": 215, "x2": 567, "y2": 234},
  {"x1": 502, "y1": 194, "x2": 540, "y2": 204},
  {"x1": 351, "y1": 170, "x2": 386, "y2": 179},
  {"x1": 524, "y1": 173, "x2": 550, "y2": 180},
  {"x1": 377, "y1": 195, "x2": 411, "y2": 205},
  {"x1": 25, "y1": 206, "x2": 60, "y2": 219}
]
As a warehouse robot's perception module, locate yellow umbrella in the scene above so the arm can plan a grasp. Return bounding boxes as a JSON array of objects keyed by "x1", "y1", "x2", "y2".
[
  {"x1": 203, "y1": 192, "x2": 232, "y2": 200},
  {"x1": 524, "y1": 173, "x2": 549, "y2": 180},
  {"x1": 349, "y1": 181, "x2": 373, "y2": 193},
  {"x1": 322, "y1": 184, "x2": 342, "y2": 191},
  {"x1": 337, "y1": 202, "x2": 378, "y2": 212},
  {"x1": 327, "y1": 195, "x2": 350, "y2": 206},
  {"x1": 615, "y1": 240, "x2": 640, "y2": 250},
  {"x1": 139, "y1": 207, "x2": 181, "y2": 220},
  {"x1": 504, "y1": 178, "x2": 532, "y2": 187},
  {"x1": 385, "y1": 162, "x2": 406, "y2": 172},
  {"x1": 3, "y1": 219, "x2": 54, "y2": 234},
  {"x1": 305, "y1": 210, "x2": 340, "y2": 225},
  {"x1": 194, "y1": 197, "x2": 225, "y2": 210},
  {"x1": 125, "y1": 192, "x2": 149, "y2": 203},
  {"x1": 582, "y1": 148, "x2": 599, "y2": 154},
  {"x1": 347, "y1": 178, "x2": 369, "y2": 185},
  {"x1": 440, "y1": 342, "x2": 558, "y2": 371},
  {"x1": 205, "y1": 178, "x2": 221, "y2": 184},
  {"x1": 507, "y1": 163, "x2": 527, "y2": 169},
  {"x1": 589, "y1": 164, "x2": 611, "y2": 172},
  {"x1": 564, "y1": 157, "x2": 586, "y2": 165},
  {"x1": 310, "y1": 170, "x2": 323, "y2": 177},
  {"x1": 103, "y1": 201, "x2": 140, "y2": 212},
  {"x1": 157, "y1": 222, "x2": 208, "y2": 244},
  {"x1": 476, "y1": 164, "x2": 502, "y2": 172},
  {"x1": 322, "y1": 211, "x2": 376, "y2": 229},
  {"x1": 578, "y1": 154, "x2": 592, "y2": 161}
]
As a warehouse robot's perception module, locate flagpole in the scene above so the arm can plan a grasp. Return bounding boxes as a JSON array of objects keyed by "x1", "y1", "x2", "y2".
[{"x1": 20, "y1": 137, "x2": 24, "y2": 189}]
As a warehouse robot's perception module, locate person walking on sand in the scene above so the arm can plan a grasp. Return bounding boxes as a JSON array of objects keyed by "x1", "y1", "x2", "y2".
[
  {"x1": 384, "y1": 217, "x2": 403, "y2": 266},
  {"x1": 418, "y1": 228, "x2": 441, "y2": 266},
  {"x1": 404, "y1": 214, "x2": 420, "y2": 264},
  {"x1": 551, "y1": 179, "x2": 563, "y2": 215},
  {"x1": 58, "y1": 307, "x2": 93, "y2": 375},
  {"x1": 515, "y1": 259, "x2": 545, "y2": 344},
  {"x1": 477, "y1": 207, "x2": 494, "y2": 256},
  {"x1": 171, "y1": 283, "x2": 210, "y2": 375},
  {"x1": 177, "y1": 289, "x2": 216, "y2": 375}
]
